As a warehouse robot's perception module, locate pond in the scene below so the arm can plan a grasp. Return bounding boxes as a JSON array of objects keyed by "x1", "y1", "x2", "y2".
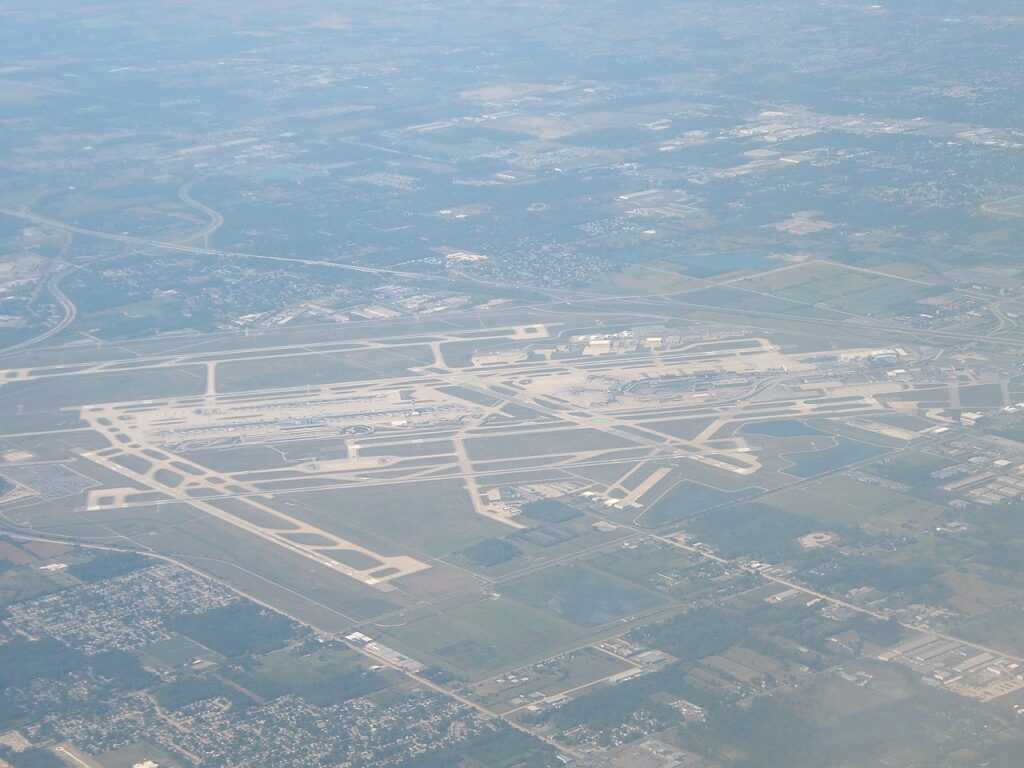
[{"x1": 782, "y1": 437, "x2": 888, "y2": 478}]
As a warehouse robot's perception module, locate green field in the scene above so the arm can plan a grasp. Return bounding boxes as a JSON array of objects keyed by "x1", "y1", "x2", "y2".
[
  {"x1": 135, "y1": 509, "x2": 405, "y2": 626},
  {"x1": 465, "y1": 428, "x2": 634, "y2": 460},
  {"x1": 809, "y1": 419, "x2": 911, "y2": 449},
  {"x1": 682, "y1": 286, "x2": 806, "y2": 314},
  {"x1": 769, "y1": 475, "x2": 915, "y2": 527},
  {"x1": 958, "y1": 382, "x2": 1007, "y2": 408},
  {"x1": 955, "y1": 604, "x2": 1024, "y2": 657},
  {"x1": 0, "y1": 366, "x2": 206, "y2": 412},
  {"x1": 587, "y1": 541, "x2": 699, "y2": 588},
  {"x1": 733, "y1": 262, "x2": 941, "y2": 317},
  {"x1": 216, "y1": 345, "x2": 434, "y2": 392},
  {"x1": 868, "y1": 412, "x2": 936, "y2": 431},
  {"x1": 287, "y1": 479, "x2": 508, "y2": 558},
  {"x1": 97, "y1": 741, "x2": 186, "y2": 768},
  {"x1": 881, "y1": 387, "x2": 951, "y2": 405},
  {"x1": 136, "y1": 634, "x2": 225, "y2": 670},
  {"x1": 222, "y1": 645, "x2": 394, "y2": 705},
  {"x1": 386, "y1": 597, "x2": 584, "y2": 675},
  {"x1": 640, "y1": 416, "x2": 718, "y2": 440},
  {"x1": 640, "y1": 480, "x2": 753, "y2": 527},
  {"x1": 0, "y1": 566, "x2": 55, "y2": 606},
  {"x1": 358, "y1": 439, "x2": 456, "y2": 458},
  {"x1": 503, "y1": 564, "x2": 669, "y2": 628},
  {"x1": 469, "y1": 646, "x2": 630, "y2": 711}
]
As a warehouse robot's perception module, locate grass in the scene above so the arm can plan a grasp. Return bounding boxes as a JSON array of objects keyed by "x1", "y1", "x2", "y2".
[
  {"x1": 439, "y1": 338, "x2": 516, "y2": 368},
  {"x1": 869, "y1": 413, "x2": 936, "y2": 431},
  {"x1": 808, "y1": 419, "x2": 910, "y2": 448},
  {"x1": 96, "y1": 741, "x2": 186, "y2": 768},
  {"x1": 782, "y1": 662, "x2": 912, "y2": 722},
  {"x1": 588, "y1": 264, "x2": 698, "y2": 295},
  {"x1": 136, "y1": 635, "x2": 225, "y2": 670},
  {"x1": 771, "y1": 481, "x2": 934, "y2": 532},
  {"x1": 958, "y1": 382, "x2": 1006, "y2": 408},
  {"x1": 826, "y1": 281, "x2": 940, "y2": 315},
  {"x1": 777, "y1": 475, "x2": 916, "y2": 526},
  {"x1": 136, "y1": 510, "x2": 404, "y2": 627},
  {"x1": 682, "y1": 286, "x2": 801, "y2": 314},
  {"x1": 181, "y1": 445, "x2": 292, "y2": 472},
  {"x1": 881, "y1": 387, "x2": 950, "y2": 405},
  {"x1": 0, "y1": 541, "x2": 35, "y2": 565},
  {"x1": 253, "y1": 646, "x2": 368, "y2": 680},
  {"x1": 358, "y1": 439, "x2": 456, "y2": 458},
  {"x1": 870, "y1": 449, "x2": 953, "y2": 477},
  {"x1": 869, "y1": 498, "x2": 945, "y2": 533},
  {"x1": 678, "y1": 663, "x2": 977, "y2": 768},
  {"x1": 732, "y1": 261, "x2": 940, "y2": 317},
  {"x1": 503, "y1": 564, "x2": 668, "y2": 628},
  {"x1": 470, "y1": 646, "x2": 630, "y2": 711},
  {"x1": 939, "y1": 571, "x2": 1020, "y2": 608},
  {"x1": 733, "y1": 262, "x2": 838, "y2": 292},
  {"x1": 216, "y1": 345, "x2": 434, "y2": 392},
  {"x1": 287, "y1": 479, "x2": 509, "y2": 557},
  {"x1": 464, "y1": 428, "x2": 634, "y2": 460},
  {"x1": 640, "y1": 480, "x2": 755, "y2": 528},
  {"x1": 956, "y1": 604, "x2": 1024, "y2": 656},
  {"x1": 0, "y1": 366, "x2": 206, "y2": 411},
  {"x1": 640, "y1": 416, "x2": 718, "y2": 440},
  {"x1": 587, "y1": 542, "x2": 699, "y2": 588},
  {"x1": 386, "y1": 597, "x2": 584, "y2": 675},
  {"x1": 0, "y1": 566, "x2": 55, "y2": 606}
]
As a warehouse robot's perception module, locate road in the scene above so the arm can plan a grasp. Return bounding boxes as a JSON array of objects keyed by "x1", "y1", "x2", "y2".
[
  {"x1": 986, "y1": 296, "x2": 1019, "y2": 337},
  {"x1": 0, "y1": 529, "x2": 583, "y2": 763},
  {"x1": 0, "y1": 265, "x2": 77, "y2": 357},
  {"x1": 178, "y1": 178, "x2": 224, "y2": 249},
  {"x1": 4, "y1": 206, "x2": 1024, "y2": 368},
  {"x1": 0, "y1": 206, "x2": 568, "y2": 299}
]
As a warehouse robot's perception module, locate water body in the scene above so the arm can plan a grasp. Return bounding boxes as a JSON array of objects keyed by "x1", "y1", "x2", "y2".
[{"x1": 783, "y1": 437, "x2": 888, "y2": 478}]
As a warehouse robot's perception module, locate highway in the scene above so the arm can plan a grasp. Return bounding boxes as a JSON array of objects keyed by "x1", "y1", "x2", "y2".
[
  {"x1": 0, "y1": 526, "x2": 584, "y2": 763},
  {"x1": 177, "y1": 178, "x2": 224, "y2": 249},
  {"x1": 3, "y1": 205, "x2": 1023, "y2": 381},
  {"x1": 0, "y1": 205, "x2": 570, "y2": 299},
  {"x1": 0, "y1": 265, "x2": 77, "y2": 357}
]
